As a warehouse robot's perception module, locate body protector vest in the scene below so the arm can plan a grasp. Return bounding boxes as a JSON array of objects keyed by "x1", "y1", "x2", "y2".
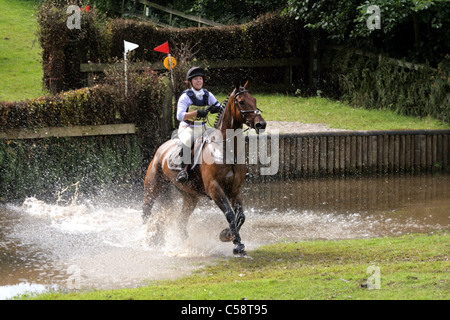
[{"x1": 184, "y1": 89, "x2": 209, "y2": 124}]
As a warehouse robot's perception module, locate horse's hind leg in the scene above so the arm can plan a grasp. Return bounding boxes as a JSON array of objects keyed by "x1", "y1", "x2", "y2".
[
  {"x1": 178, "y1": 191, "x2": 199, "y2": 240},
  {"x1": 143, "y1": 173, "x2": 170, "y2": 245},
  {"x1": 143, "y1": 158, "x2": 168, "y2": 223}
]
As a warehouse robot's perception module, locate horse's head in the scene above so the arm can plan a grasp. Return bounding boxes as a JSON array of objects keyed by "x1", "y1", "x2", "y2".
[{"x1": 232, "y1": 81, "x2": 267, "y2": 133}]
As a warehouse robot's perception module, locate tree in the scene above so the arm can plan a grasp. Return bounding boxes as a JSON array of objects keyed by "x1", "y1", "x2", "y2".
[
  {"x1": 283, "y1": 0, "x2": 450, "y2": 64},
  {"x1": 190, "y1": 0, "x2": 288, "y2": 24}
]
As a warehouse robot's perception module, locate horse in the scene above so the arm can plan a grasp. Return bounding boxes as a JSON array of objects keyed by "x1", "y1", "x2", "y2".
[{"x1": 142, "y1": 81, "x2": 266, "y2": 256}]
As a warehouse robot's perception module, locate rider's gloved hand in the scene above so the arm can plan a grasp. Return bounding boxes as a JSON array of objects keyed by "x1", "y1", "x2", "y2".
[
  {"x1": 207, "y1": 104, "x2": 223, "y2": 114},
  {"x1": 197, "y1": 109, "x2": 209, "y2": 118}
]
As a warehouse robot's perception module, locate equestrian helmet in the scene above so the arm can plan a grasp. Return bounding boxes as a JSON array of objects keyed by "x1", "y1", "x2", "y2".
[{"x1": 187, "y1": 67, "x2": 205, "y2": 81}]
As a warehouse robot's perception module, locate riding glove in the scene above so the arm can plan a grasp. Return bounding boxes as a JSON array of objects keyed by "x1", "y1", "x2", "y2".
[
  {"x1": 197, "y1": 109, "x2": 209, "y2": 118},
  {"x1": 207, "y1": 104, "x2": 223, "y2": 114}
]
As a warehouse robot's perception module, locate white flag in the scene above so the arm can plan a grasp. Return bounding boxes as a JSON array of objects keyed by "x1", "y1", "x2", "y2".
[{"x1": 124, "y1": 40, "x2": 139, "y2": 54}]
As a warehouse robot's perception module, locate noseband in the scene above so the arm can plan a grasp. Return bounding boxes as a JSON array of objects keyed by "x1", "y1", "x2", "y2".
[{"x1": 233, "y1": 89, "x2": 262, "y2": 126}]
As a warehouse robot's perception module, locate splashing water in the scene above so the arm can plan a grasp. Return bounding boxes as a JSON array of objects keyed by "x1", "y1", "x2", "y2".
[{"x1": 1, "y1": 174, "x2": 448, "y2": 298}]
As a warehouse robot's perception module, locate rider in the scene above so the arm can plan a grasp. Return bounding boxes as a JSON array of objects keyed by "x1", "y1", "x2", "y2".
[{"x1": 176, "y1": 66, "x2": 223, "y2": 182}]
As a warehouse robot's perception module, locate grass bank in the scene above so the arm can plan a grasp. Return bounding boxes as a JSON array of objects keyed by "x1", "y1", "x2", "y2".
[
  {"x1": 246, "y1": 94, "x2": 450, "y2": 131},
  {"x1": 0, "y1": 0, "x2": 45, "y2": 102},
  {"x1": 25, "y1": 232, "x2": 449, "y2": 300},
  {"x1": 212, "y1": 93, "x2": 449, "y2": 131}
]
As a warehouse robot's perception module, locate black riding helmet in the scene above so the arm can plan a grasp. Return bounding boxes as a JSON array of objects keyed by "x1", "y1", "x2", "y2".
[{"x1": 187, "y1": 67, "x2": 205, "y2": 81}]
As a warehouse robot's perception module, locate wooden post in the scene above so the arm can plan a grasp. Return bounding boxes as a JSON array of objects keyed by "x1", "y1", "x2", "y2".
[
  {"x1": 319, "y1": 136, "x2": 327, "y2": 175},
  {"x1": 308, "y1": 30, "x2": 320, "y2": 87},
  {"x1": 443, "y1": 134, "x2": 448, "y2": 171},
  {"x1": 327, "y1": 136, "x2": 335, "y2": 175}
]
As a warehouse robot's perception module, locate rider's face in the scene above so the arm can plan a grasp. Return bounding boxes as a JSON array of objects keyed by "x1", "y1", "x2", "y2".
[{"x1": 191, "y1": 76, "x2": 203, "y2": 90}]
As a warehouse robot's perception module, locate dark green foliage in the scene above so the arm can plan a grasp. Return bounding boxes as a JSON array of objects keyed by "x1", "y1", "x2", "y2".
[
  {"x1": 322, "y1": 49, "x2": 450, "y2": 123},
  {"x1": 0, "y1": 67, "x2": 168, "y2": 132},
  {"x1": 37, "y1": 1, "x2": 307, "y2": 93},
  {"x1": 284, "y1": 0, "x2": 450, "y2": 65},
  {"x1": 37, "y1": 0, "x2": 111, "y2": 93},
  {"x1": 0, "y1": 61, "x2": 170, "y2": 201}
]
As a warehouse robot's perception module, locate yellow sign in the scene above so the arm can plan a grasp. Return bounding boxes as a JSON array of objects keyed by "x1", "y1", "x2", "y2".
[{"x1": 163, "y1": 56, "x2": 177, "y2": 70}]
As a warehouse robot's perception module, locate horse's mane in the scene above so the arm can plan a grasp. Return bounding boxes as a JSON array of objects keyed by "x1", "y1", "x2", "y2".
[
  {"x1": 214, "y1": 87, "x2": 245, "y2": 129},
  {"x1": 213, "y1": 97, "x2": 228, "y2": 129}
]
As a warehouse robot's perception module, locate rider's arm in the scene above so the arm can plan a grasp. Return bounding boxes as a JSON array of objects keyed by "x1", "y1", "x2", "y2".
[
  {"x1": 208, "y1": 92, "x2": 222, "y2": 108},
  {"x1": 182, "y1": 111, "x2": 200, "y2": 121},
  {"x1": 177, "y1": 93, "x2": 207, "y2": 122},
  {"x1": 205, "y1": 92, "x2": 223, "y2": 114},
  {"x1": 176, "y1": 94, "x2": 197, "y2": 122}
]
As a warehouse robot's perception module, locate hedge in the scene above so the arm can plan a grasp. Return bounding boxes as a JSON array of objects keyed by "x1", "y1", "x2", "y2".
[
  {"x1": 0, "y1": 66, "x2": 168, "y2": 132},
  {"x1": 37, "y1": 1, "x2": 307, "y2": 93},
  {"x1": 0, "y1": 65, "x2": 171, "y2": 201},
  {"x1": 322, "y1": 49, "x2": 450, "y2": 124},
  {"x1": 36, "y1": 1, "x2": 448, "y2": 124}
]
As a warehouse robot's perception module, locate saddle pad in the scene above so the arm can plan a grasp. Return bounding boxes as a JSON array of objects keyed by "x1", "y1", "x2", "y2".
[
  {"x1": 167, "y1": 138, "x2": 205, "y2": 171},
  {"x1": 167, "y1": 129, "x2": 223, "y2": 171},
  {"x1": 167, "y1": 143, "x2": 183, "y2": 171}
]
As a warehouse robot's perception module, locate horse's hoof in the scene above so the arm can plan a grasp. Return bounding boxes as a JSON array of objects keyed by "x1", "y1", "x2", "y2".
[
  {"x1": 219, "y1": 228, "x2": 234, "y2": 242},
  {"x1": 233, "y1": 243, "x2": 246, "y2": 256}
]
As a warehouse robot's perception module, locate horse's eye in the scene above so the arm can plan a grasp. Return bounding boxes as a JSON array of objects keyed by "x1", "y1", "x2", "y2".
[{"x1": 239, "y1": 100, "x2": 245, "y2": 106}]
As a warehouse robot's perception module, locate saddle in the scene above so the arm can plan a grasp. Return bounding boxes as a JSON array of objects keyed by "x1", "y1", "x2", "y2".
[
  {"x1": 168, "y1": 128, "x2": 223, "y2": 171},
  {"x1": 167, "y1": 140, "x2": 200, "y2": 171}
]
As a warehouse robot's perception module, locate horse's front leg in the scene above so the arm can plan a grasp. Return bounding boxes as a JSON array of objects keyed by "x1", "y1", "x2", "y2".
[
  {"x1": 234, "y1": 192, "x2": 245, "y2": 232},
  {"x1": 219, "y1": 192, "x2": 245, "y2": 242},
  {"x1": 209, "y1": 181, "x2": 246, "y2": 255}
]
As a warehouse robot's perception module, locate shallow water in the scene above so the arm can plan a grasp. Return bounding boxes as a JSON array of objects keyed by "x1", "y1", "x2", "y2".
[{"x1": 0, "y1": 173, "x2": 448, "y2": 299}]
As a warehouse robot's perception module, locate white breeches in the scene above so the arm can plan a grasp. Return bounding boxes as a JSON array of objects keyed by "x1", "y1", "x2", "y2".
[{"x1": 178, "y1": 122, "x2": 206, "y2": 148}]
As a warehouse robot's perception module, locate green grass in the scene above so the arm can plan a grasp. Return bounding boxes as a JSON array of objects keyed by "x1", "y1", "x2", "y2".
[
  {"x1": 251, "y1": 94, "x2": 449, "y2": 131},
  {"x1": 0, "y1": 0, "x2": 46, "y2": 102},
  {"x1": 22, "y1": 232, "x2": 449, "y2": 300},
  {"x1": 212, "y1": 93, "x2": 450, "y2": 131}
]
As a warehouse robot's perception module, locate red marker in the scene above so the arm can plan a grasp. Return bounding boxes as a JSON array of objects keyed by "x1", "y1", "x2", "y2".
[
  {"x1": 78, "y1": 5, "x2": 89, "y2": 12},
  {"x1": 154, "y1": 41, "x2": 170, "y2": 54}
]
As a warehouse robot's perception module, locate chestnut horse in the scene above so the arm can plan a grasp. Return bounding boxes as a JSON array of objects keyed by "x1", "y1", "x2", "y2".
[{"x1": 142, "y1": 82, "x2": 266, "y2": 255}]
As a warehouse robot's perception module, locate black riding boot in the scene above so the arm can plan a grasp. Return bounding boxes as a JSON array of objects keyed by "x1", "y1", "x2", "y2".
[
  {"x1": 176, "y1": 162, "x2": 189, "y2": 182},
  {"x1": 176, "y1": 147, "x2": 190, "y2": 182}
]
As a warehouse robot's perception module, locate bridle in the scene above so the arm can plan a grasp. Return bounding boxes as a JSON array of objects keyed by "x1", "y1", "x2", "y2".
[
  {"x1": 208, "y1": 88, "x2": 263, "y2": 145},
  {"x1": 233, "y1": 89, "x2": 263, "y2": 127}
]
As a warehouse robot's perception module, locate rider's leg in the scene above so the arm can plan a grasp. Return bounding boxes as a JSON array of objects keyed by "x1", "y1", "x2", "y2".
[
  {"x1": 176, "y1": 147, "x2": 191, "y2": 182},
  {"x1": 176, "y1": 125, "x2": 193, "y2": 182},
  {"x1": 176, "y1": 124, "x2": 205, "y2": 182},
  {"x1": 177, "y1": 147, "x2": 190, "y2": 182}
]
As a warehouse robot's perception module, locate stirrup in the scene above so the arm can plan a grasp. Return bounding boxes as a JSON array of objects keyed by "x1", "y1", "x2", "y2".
[{"x1": 176, "y1": 170, "x2": 189, "y2": 182}]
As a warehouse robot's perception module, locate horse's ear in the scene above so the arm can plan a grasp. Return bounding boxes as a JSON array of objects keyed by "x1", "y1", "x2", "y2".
[
  {"x1": 234, "y1": 81, "x2": 241, "y2": 92},
  {"x1": 243, "y1": 80, "x2": 249, "y2": 90}
]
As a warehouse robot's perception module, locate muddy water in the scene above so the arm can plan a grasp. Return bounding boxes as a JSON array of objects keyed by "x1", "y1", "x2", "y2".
[{"x1": 0, "y1": 173, "x2": 448, "y2": 298}]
